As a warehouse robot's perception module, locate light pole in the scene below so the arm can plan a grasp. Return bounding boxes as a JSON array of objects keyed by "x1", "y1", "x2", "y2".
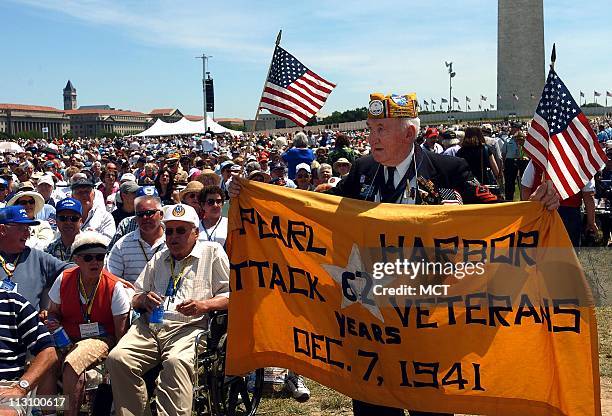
[
  {"x1": 445, "y1": 61, "x2": 456, "y2": 112},
  {"x1": 195, "y1": 53, "x2": 212, "y2": 132}
]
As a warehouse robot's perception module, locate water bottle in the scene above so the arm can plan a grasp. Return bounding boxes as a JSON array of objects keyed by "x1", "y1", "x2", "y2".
[
  {"x1": 149, "y1": 304, "x2": 165, "y2": 333},
  {"x1": 50, "y1": 319, "x2": 73, "y2": 351}
]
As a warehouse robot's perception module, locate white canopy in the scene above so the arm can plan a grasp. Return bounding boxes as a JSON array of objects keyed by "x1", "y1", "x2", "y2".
[{"x1": 135, "y1": 116, "x2": 242, "y2": 137}]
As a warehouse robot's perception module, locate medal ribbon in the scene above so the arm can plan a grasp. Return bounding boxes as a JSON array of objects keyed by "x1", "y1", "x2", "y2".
[{"x1": 0, "y1": 253, "x2": 21, "y2": 279}]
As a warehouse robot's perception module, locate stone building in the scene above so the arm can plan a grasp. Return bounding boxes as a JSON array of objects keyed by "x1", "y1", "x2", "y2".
[
  {"x1": 65, "y1": 108, "x2": 151, "y2": 137},
  {"x1": 0, "y1": 104, "x2": 71, "y2": 137}
]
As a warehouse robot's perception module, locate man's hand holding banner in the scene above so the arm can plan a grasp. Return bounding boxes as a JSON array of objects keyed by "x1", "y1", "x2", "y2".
[{"x1": 226, "y1": 179, "x2": 600, "y2": 416}]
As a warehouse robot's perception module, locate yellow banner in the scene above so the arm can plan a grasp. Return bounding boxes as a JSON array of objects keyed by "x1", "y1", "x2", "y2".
[{"x1": 226, "y1": 179, "x2": 600, "y2": 416}]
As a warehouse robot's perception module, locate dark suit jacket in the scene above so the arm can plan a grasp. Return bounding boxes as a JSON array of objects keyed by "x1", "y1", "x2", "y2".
[{"x1": 327, "y1": 146, "x2": 498, "y2": 204}]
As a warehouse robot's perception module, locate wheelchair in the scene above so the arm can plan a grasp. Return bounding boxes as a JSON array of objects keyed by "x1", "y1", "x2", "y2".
[{"x1": 192, "y1": 311, "x2": 265, "y2": 416}]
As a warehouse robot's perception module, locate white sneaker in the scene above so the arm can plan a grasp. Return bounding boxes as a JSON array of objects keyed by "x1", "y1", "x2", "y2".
[{"x1": 284, "y1": 373, "x2": 310, "y2": 402}]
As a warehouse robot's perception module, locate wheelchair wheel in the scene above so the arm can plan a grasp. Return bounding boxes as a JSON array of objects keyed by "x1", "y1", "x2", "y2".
[{"x1": 206, "y1": 334, "x2": 265, "y2": 416}]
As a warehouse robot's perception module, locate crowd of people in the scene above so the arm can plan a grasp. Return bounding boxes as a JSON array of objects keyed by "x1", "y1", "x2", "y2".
[{"x1": 0, "y1": 110, "x2": 609, "y2": 415}]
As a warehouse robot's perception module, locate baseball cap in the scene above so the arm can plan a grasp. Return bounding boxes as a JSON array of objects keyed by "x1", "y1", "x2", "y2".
[
  {"x1": 220, "y1": 161, "x2": 235, "y2": 170},
  {"x1": 295, "y1": 163, "x2": 311, "y2": 174},
  {"x1": 424, "y1": 127, "x2": 439, "y2": 138},
  {"x1": 136, "y1": 186, "x2": 159, "y2": 198},
  {"x1": 70, "y1": 174, "x2": 95, "y2": 190},
  {"x1": 119, "y1": 181, "x2": 140, "y2": 194},
  {"x1": 120, "y1": 173, "x2": 137, "y2": 183},
  {"x1": 56, "y1": 197, "x2": 82, "y2": 215},
  {"x1": 37, "y1": 175, "x2": 55, "y2": 188},
  {"x1": 162, "y1": 204, "x2": 200, "y2": 228},
  {"x1": 0, "y1": 178, "x2": 7, "y2": 189},
  {"x1": 0, "y1": 206, "x2": 40, "y2": 225}
]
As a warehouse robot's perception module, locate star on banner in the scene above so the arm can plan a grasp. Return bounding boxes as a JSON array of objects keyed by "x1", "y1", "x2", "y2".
[{"x1": 321, "y1": 243, "x2": 387, "y2": 322}]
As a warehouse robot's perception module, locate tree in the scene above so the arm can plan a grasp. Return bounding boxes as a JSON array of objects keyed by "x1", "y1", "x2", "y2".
[{"x1": 219, "y1": 121, "x2": 245, "y2": 131}]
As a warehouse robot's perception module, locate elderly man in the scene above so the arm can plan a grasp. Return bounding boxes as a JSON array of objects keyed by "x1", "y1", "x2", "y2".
[
  {"x1": 70, "y1": 175, "x2": 116, "y2": 239},
  {"x1": 106, "y1": 203, "x2": 230, "y2": 416},
  {"x1": 6, "y1": 190, "x2": 54, "y2": 250},
  {"x1": 230, "y1": 92, "x2": 559, "y2": 416},
  {"x1": 0, "y1": 206, "x2": 70, "y2": 310},
  {"x1": 45, "y1": 198, "x2": 82, "y2": 261},
  {"x1": 106, "y1": 189, "x2": 166, "y2": 284},
  {"x1": 108, "y1": 186, "x2": 159, "y2": 249}
]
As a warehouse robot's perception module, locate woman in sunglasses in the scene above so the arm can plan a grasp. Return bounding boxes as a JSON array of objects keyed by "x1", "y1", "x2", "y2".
[
  {"x1": 198, "y1": 185, "x2": 228, "y2": 246},
  {"x1": 39, "y1": 231, "x2": 131, "y2": 416},
  {"x1": 5, "y1": 190, "x2": 54, "y2": 250}
]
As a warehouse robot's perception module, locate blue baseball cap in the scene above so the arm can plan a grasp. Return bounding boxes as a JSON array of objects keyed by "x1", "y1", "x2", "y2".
[
  {"x1": 136, "y1": 186, "x2": 159, "y2": 198},
  {"x1": 56, "y1": 197, "x2": 82, "y2": 216},
  {"x1": 0, "y1": 206, "x2": 40, "y2": 225}
]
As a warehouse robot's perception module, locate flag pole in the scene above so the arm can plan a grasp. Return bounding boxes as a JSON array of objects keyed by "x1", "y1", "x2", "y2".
[{"x1": 251, "y1": 30, "x2": 282, "y2": 133}]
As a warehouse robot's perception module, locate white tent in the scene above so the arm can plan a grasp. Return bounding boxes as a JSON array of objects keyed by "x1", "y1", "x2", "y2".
[{"x1": 135, "y1": 116, "x2": 242, "y2": 137}]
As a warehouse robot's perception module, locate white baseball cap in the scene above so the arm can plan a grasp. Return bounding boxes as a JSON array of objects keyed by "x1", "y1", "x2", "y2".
[
  {"x1": 162, "y1": 204, "x2": 200, "y2": 228},
  {"x1": 37, "y1": 174, "x2": 55, "y2": 188},
  {"x1": 120, "y1": 173, "x2": 136, "y2": 183},
  {"x1": 295, "y1": 163, "x2": 311, "y2": 174}
]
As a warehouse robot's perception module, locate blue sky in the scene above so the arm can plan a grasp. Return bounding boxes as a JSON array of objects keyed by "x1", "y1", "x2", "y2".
[{"x1": 1, "y1": 0, "x2": 610, "y2": 119}]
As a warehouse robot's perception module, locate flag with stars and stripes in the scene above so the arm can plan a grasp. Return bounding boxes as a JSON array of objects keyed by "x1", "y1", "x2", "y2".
[
  {"x1": 525, "y1": 69, "x2": 608, "y2": 199},
  {"x1": 259, "y1": 45, "x2": 336, "y2": 127}
]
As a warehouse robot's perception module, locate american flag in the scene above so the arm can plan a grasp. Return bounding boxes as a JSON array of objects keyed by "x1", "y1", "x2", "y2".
[
  {"x1": 259, "y1": 46, "x2": 335, "y2": 127},
  {"x1": 525, "y1": 69, "x2": 608, "y2": 199}
]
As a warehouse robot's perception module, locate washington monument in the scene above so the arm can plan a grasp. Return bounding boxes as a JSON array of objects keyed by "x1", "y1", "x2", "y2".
[{"x1": 497, "y1": 0, "x2": 545, "y2": 116}]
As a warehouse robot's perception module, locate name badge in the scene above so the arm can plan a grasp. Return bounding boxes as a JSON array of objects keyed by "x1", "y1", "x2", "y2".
[
  {"x1": 1, "y1": 279, "x2": 17, "y2": 292},
  {"x1": 79, "y1": 322, "x2": 101, "y2": 338}
]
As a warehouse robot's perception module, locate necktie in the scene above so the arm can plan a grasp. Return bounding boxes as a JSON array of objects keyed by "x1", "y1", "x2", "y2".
[{"x1": 381, "y1": 166, "x2": 396, "y2": 202}]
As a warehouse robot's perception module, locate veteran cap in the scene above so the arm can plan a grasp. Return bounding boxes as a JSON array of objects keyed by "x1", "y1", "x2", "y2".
[{"x1": 368, "y1": 93, "x2": 418, "y2": 119}]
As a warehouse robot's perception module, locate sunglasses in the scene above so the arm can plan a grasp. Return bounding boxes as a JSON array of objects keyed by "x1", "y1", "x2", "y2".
[
  {"x1": 296, "y1": 174, "x2": 310, "y2": 179},
  {"x1": 81, "y1": 253, "x2": 105, "y2": 262},
  {"x1": 205, "y1": 198, "x2": 223, "y2": 206},
  {"x1": 17, "y1": 199, "x2": 36, "y2": 206},
  {"x1": 58, "y1": 215, "x2": 80, "y2": 222},
  {"x1": 135, "y1": 209, "x2": 160, "y2": 218},
  {"x1": 165, "y1": 226, "x2": 192, "y2": 236}
]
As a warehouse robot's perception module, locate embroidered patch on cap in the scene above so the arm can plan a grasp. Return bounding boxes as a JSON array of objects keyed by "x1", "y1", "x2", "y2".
[{"x1": 172, "y1": 205, "x2": 186, "y2": 217}]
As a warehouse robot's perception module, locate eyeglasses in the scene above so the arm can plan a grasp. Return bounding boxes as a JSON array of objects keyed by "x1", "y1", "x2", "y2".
[
  {"x1": 81, "y1": 253, "x2": 105, "y2": 262},
  {"x1": 205, "y1": 198, "x2": 223, "y2": 206},
  {"x1": 58, "y1": 215, "x2": 80, "y2": 222},
  {"x1": 165, "y1": 226, "x2": 192, "y2": 236},
  {"x1": 296, "y1": 174, "x2": 310, "y2": 179},
  {"x1": 17, "y1": 199, "x2": 35, "y2": 206},
  {"x1": 135, "y1": 209, "x2": 160, "y2": 218}
]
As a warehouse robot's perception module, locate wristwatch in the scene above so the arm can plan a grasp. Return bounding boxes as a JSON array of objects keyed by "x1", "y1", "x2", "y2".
[{"x1": 17, "y1": 379, "x2": 30, "y2": 392}]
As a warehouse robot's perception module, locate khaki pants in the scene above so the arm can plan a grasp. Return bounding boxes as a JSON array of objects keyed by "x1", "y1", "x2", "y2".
[{"x1": 106, "y1": 319, "x2": 205, "y2": 416}]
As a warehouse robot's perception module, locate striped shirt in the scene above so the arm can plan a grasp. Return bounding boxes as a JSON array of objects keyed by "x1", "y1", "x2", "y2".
[
  {"x1": 106, "y1": 229, "x2": 166, "y2": 284},
  {"x1": 0, "y1": 290, "x2": 54, "y2": 380},
  {"x1": 108, "y1": 216, "x2": 138, "y2": 250}
]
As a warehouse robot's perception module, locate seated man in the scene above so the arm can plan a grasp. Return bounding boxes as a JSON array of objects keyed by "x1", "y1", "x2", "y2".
[
  {"x1": 0, "y1": 289, "x2": 58, "y2": 416},
  {"x1": 106, "y1": 204, "x2": 230, "y2": 416},
  {"x1": 45, "y1": 198, "x2": 83, "y2": 262}
]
